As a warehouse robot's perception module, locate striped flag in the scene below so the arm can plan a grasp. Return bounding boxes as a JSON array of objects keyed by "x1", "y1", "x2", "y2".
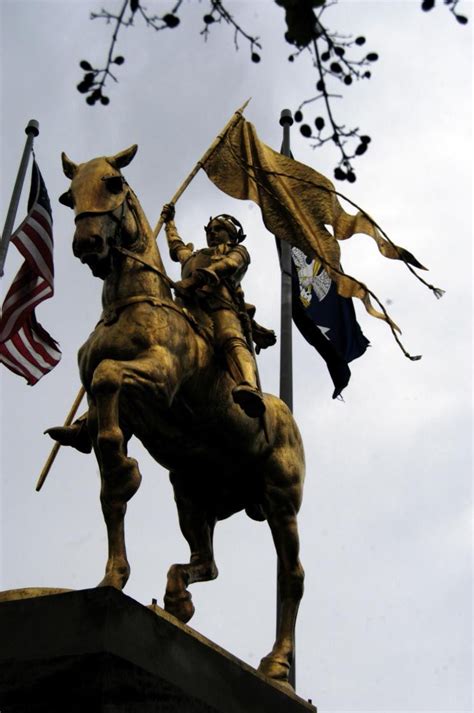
[{"x1": 0, "y1": 160, "x2": 61, "y2": 384}]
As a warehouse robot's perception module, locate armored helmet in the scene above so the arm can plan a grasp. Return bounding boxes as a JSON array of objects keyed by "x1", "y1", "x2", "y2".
[{"x1": 205, "y1": 214, "x2": 246, "y2": 243}]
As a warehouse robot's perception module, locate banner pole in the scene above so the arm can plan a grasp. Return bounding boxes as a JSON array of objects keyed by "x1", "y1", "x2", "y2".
[
  {"x1": 36, "y1": 386, "x2": 86, "y2": 492},
  {"x1": 153, "y1": 99, "x2": 250, "y2": 239},
  {"x1": 0, "y1": 120, "x2": 40, "y2": 277}
]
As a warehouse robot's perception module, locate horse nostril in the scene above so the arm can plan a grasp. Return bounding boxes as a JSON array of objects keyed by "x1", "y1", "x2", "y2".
[
  {"x1": 92, "y1": 235, "x2": 103, "y2": 251},
  {"x1": 73, "y1": 234, "x2": 104, "y2": 257}
]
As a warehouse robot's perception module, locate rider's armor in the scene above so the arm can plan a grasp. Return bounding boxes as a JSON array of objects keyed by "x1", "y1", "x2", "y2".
[{"x1": 165, "y1": 220, "x2": 264, "y2": 418}]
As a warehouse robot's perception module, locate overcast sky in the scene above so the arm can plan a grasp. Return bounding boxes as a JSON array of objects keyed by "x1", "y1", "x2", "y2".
[{"x1": 0, "y1": 1, "x2": 472, "y2": 711}]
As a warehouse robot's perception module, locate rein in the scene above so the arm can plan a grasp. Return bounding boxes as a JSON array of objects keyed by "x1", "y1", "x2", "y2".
[
  {"x1": 113, "y1": 244, "x2": 176, "y2": 290},
  {"x1": 81, "y1": 189, "x2": 209, "y2": 341}
]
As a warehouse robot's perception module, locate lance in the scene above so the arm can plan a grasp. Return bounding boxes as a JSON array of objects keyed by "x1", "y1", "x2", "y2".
[
  {"x1": 37, "y1": 100, "x2": 251, "y2": 490},
  {"x1": 0, "y1": 120, "x2": 40, "y2": 277}
]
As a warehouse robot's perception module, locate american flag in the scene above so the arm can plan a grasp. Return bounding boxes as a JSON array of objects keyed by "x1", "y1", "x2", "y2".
[{"x1": 0, "y1": 160, "x2": 61, "y2": 384}]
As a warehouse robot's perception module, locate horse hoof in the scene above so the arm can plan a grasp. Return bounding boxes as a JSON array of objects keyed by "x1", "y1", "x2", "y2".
[
  {"x1": 258, "y1": 655, "x2": 292, "y2": 686},
  {"x1": 164, "y1": 593, "x2": 195, "y2": 623},
  {"x1": 45, "y1": 422, "x2": 92, "y2": 453},
  {"x1": 97, "y1": 566, "x2": 129, "y2": 590}
]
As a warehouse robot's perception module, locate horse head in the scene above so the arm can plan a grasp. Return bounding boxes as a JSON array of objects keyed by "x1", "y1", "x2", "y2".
[{"x1": 60, "y1": 145, "x2": 148, "y2": 279}]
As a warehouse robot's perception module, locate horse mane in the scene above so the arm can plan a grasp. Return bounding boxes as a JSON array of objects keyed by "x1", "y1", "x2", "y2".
[{"x1": 125, "y1": 184, "x2": 171, "y2": 290}]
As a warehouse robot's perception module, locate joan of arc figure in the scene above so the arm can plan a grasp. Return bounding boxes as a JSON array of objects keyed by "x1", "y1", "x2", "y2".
[{"x1": 162, "y1": 203, "x2": 275, "y2": 419}]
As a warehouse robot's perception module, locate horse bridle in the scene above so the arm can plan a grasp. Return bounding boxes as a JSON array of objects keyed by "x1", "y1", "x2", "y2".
[
  {"x1": 74, "y1": 187, "x2": 175, "y2": 289},
  {"x1": 73, "y1": 183, "x2": 212, "y2": 343}
]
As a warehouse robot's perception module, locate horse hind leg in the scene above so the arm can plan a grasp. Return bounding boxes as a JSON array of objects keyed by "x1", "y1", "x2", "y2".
[
  {"x1": 258, "y1": 462, "x2": 305, "y2": 686},
  {"x1": 164, "y1": 475, "x2": 218, "y2": 623},
  {"x1": 90, "y1": 359, "x2": 142, "y2": 590}
]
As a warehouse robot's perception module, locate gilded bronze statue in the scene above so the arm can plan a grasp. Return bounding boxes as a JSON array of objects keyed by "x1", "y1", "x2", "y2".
[{"x1": 47, "y1": 145, "x2": 305, "y2": 686}]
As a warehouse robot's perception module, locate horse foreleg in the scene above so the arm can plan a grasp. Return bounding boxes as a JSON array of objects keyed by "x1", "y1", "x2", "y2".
[
  {"x1": 258, "y1": 489, "x2": 305, "y2": 687},
  {"x1": 90, "y1": 359, "x2": 142, "y2": 590},
  {"x1": 164, "y1": 475, "x2": 218, "y2": 623}
]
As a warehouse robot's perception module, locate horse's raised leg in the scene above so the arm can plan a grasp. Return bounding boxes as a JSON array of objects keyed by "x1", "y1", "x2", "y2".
[
  {"x1": 258, "y1": 462, "x2": 305, "y2": 686},
  {"x1": 90, "y1": 359, "x2": 142, "y2": 590},
  {"x1": 164, "y1": 474, "x2": 218, "y2": 623}
]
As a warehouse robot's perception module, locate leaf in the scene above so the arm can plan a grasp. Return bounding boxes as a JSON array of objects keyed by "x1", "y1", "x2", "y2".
[
  {"x1": 334, "y1": 46, "x2": 345, "y2": 57},
  {"x1": 294, "y1": 110, "x2": 303, "y2": 122},
  {"x1": 321, "y1": 51, "x2": 330, "y2": 61},
  {"x1": 315, "y1": 116, "x2": 325, "y2": 130},
  {"x1": 366, "y1": 53, "x2": 379, "y2": 62},
  {"x1": 203, "y1": 14, "x2": 215, "y2": 24},
  {"x1": 455, "y1": 13, "x2": 468, "y2": 24},
  {"x1": 130, "y1": 0, "x2": 139, "y2": 12},
  {"x1": 300, "y1": 124, "x2": 312, "y2": 138},
  {"x1": 347, "y1": 171, "x2": 356, "y2": 183},
  {"x1": 80, "y1": 60, "x2": 93, "y2": 71},
  {"x1": 334, "y1": 167, "x2": 346, "y2": 180},
  {"x1": 83, "y1": 72, "x2": 95, "y2": 85},
  {"x1": 163, "y1": 13, "x2": 180, "y2": 28},
  {"x1": 114, "y1": 56, "x2": 125, "y2": 65},
  {"x1": 421, "y1": 0, "x2": 435, "y2": 10},
  {"x1": 251, "y1": 52, "x2": 261, "y2": 63},
  {"x1": 330, "y1": 62, "x2": 343, "y2": 73},
  {"x1": 355, "y1": 36, "x2": 366, "y2": 45},
  {"x1": 316, "y1": 79, "x2": 325, "y2": 91},
  {"x1": 344, "y1": 75, "x2": 353, "y2": 85},
  {"x1": 355, "y1": 143, "x2": 367, "y2": 156}
]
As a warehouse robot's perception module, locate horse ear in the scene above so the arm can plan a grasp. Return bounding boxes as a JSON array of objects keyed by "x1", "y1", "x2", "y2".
[
  {"x1": 61, "y1": 152, "x2": 77, "y2": 179},
  {"x1": 109, "y1": 145, "x2": 138, "y2": 170}
]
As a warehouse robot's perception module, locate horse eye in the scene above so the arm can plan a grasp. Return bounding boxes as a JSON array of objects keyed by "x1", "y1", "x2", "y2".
[
  {"x1": 59, "y1": 190, "x2": 74, "y2": 209},
  {"x1": 103, "y1": 176, "x2": 124, "y2": 194}
]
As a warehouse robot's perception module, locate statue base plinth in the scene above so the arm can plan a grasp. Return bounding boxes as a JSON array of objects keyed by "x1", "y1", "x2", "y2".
[{"x1": 0, "y1": 587, "x2": 316, "y2": 713}]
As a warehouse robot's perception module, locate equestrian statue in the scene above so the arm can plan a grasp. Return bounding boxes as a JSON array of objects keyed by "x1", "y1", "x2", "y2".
[{"x1": 46, "y1": 143, "x2": 306, "y2": 687}]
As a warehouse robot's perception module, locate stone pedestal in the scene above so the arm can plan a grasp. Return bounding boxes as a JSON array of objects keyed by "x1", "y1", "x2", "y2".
[{"x1": 0, "y1": 587, "x2": 316, "y2": 713}]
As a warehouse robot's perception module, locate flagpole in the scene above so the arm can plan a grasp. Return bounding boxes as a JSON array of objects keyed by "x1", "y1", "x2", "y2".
[
  {"x1": 0, "y1": 120, "x2": 40, "y2": 277},
  {"x1": 278, "y1": 108, "x2": 296, "y2": 689},
  {"x1": 279, "y1": 109, "x2": 294, "y2": 412}
]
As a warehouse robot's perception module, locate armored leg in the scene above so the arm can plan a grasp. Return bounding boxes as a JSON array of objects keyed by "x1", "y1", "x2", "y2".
[
  {"x1": 213, "y1": 308, "x2": 265, "y2": 418},
  {"x1": 224, "y1": 336, "x2": 265, "y2": 417}
]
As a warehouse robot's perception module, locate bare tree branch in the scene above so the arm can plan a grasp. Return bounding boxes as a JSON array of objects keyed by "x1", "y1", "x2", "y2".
[{"x1": 76, "y1": 0, "x2": 469, "y2": 179}]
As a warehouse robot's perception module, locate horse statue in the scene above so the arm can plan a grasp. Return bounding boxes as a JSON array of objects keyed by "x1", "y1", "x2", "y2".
[{"x1": 49, "y1": 144, "x2": 306, "y2": 686}]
